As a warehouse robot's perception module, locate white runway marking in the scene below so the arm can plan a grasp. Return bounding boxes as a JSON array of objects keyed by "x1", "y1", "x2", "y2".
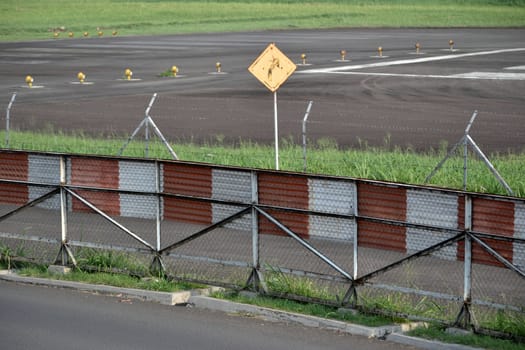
[
  {"x1": 505, "y1": 65, "x2": 525, "y2": 70},
  {"x1": 317, "y1": 71, "x2": 525, "y2": 80},
  {"x1": 299, "y1": 48, "x2": 525, "y2": 74},
  {"x1": 451, "y1": 72, "x2": 525, "y2": 80}
]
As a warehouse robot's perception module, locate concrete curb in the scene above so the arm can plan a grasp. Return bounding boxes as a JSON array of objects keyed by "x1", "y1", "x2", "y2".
[
  {"x1": 189, "y1": 295, "x2": 398, "y2": 338},
  {"x1": 387, "y1": 333, "x2": 481, "y2": 350},
  {"x1": 0, "y1": 270, "x2": 482, "y2": 350},
  {"x1": 0, "y1": 270, "x2": 216, "y2": 305},
  {"x1": 189, "y1": 296, "x2": 481, "y2": 350}
]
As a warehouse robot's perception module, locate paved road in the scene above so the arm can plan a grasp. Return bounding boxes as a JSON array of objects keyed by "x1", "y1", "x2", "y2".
[
  {"x1": 1, "y1": 28, "x2": 524, "y2": 153},
  {"x1": 0, "y1": 280, "x2": 420, "y2": 350}
]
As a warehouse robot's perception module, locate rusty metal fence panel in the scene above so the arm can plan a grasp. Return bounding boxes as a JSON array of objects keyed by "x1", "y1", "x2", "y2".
[
  {"x1": 515, "y1": 202, "x2": 525, "y2": 269},
  {"x1": 1, "y1": 149, "x2": 524, "y2": 333}
]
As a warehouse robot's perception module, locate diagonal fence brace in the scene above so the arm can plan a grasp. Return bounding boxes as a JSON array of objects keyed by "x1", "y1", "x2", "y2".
[
  {"x1": 159, "y1": 206, "x2": 251, "y2": 254},
  {"x1": 65, "y1": 188, "x2": 156, "y2": 251},
  {"x1": 355, "y1": 232, "x2": 465, "y2": 284},
  {"x1": 469, "y1": 232, "x2": 525, "y2": 279},
  {"x1": 342, "y1": 232, "x2": 465, "y2": 308},
  {"x1": 0, "y1": 187, "x2": 60, "y2": 223},
  {"x1": 255, "y1": 206, "x2": 353, "y2": 281}
]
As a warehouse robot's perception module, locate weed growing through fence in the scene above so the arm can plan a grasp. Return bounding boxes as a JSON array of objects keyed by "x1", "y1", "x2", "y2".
[
  {"x1": 0, "y1": 243, "x2": 13, "y2": 270},
  {"x1": 75, "y1": 248, "x2": 149, "y2": 276},
  {"x1": 477, "y1": 309, "x2": 525, "y2": 339},
  {"x1": 16, "y1": 249, "x2": 205, "y2": 292},
  {"x1": 358, "y1": 289, "x2": 456, "y2": 324},
  {"x1": 0, "y1": 243, "x2": 29, "y2": 270},
  {"x1": 263, "y1": 266, "x2": 335, "y2": 301}
]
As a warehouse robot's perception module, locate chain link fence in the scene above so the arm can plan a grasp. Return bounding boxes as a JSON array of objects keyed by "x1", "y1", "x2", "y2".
[{"x1": 1, "y1": 150, "x2": 524, "y2": 338}]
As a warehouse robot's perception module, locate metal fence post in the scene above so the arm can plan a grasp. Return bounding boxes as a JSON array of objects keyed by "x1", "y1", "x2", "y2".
[
  {"x1": 156, "y1": 161, "x2": 161, "y2": 252},
  {"x1": 463, "y1": 134, "x2": 468, "y2": 191},
  {"x1": 455, "y1": 194, "x2": 473, "y2": 329},
  {"x1": 150, "y1": 160, "x2": 166, "y2": 276},
  {"x1": 342, "y1": 183, "x2": 359, "y2": 307},
  {"x1": 55, "y1": 155, "x2": 77, "y2": 267},
  {"x1": 60, "y1": 156, "x2": 67, "y2": 243},
  {"x1": 5, "y1": 92, "x2": 16, "y2": 148},
  {"x1": 302, "y1": 101, "x2": 313, "y2": 172},
  {"x1": 246, "y1": 170, "x2": 266, "y2": 292},
  {"x1": 463, "y1": 111, "x2": 477, "y2": 191},
  {"x1": 353, "y1": 183, "x2": 359, "y2": 280},
  {"x1": 145, "y1": 117, "x2": 150, "y2": 158}
]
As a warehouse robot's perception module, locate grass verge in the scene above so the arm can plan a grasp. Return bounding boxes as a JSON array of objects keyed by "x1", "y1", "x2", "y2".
[
  {"x1": 0, "y1": 243, "x2": 203, "y2": 292},
  {"x1": 1, "y1": 252, "x2": 524, "y2": 349},
  {"x1": 17, "y1": 266, "x2": 189, "y2": 292},
  {"x1": 408, "y1": 323, "x2": 525, "y2": 350},
  {"x1": 211, "y1": 291, "x2": 525, "y2": 349},
  {"x1": 210, "y1": 289, "x2": 399, "y2": 327},
  {"x1": 2, "y1": 130, "x2": 524, "y2": 197},
  {"x1": 1, "y1": 0, "x2": 524, "y2": 42}
]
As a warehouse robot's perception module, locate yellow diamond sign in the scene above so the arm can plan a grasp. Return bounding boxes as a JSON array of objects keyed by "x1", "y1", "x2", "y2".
[{"x1": 248, "y1": 43, "x2": 296, "y2": 92}]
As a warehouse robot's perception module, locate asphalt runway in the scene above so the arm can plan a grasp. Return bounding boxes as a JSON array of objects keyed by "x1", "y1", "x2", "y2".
[{"x1": 1, "y1": 28, "x2": 524, "y2": 153}]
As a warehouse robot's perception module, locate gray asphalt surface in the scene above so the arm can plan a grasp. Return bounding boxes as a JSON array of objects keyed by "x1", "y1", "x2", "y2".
[
  {"x1": 0, "y1": 280, "x2": 419, "y2": 350},
  {"x1": 1, "y1": 28, "x2": 524, "y2": 153}
]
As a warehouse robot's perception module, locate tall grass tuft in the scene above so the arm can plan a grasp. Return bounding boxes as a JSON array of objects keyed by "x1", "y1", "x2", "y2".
[
  {"x1": 479, "y1": 309, "x2": 525, "y2": 338},
  {"x1": 264, "y1": 265, "x2": 334, "y2": 301},
  {"x1": 75, "y1": 248, "x2": 149, "y2": 276}
]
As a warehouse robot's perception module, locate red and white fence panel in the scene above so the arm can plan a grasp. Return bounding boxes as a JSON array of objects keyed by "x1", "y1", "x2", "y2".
[{"x1": 1, "y1": 150, "x2": 524, "y2": 270}]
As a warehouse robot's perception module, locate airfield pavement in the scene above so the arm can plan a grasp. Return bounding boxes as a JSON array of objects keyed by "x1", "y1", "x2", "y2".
[{"x1": 0, "y1": 28, "x2": 524, "y2": 153}]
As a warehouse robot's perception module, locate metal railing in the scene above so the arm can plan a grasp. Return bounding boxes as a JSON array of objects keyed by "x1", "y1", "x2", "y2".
[{"x1": 0, "y1": 150, "x2": 524, "y2": 336}]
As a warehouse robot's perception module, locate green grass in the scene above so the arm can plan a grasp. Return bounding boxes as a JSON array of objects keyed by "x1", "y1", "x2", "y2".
[
  {"x1": 2, "y1": 130, "x2": 524, "y2": 197},
  {"x1": 408, "y1": 323, "x2": 525, "y2": 350},
  {"x1": 0, "y1": 242, "x2": 30, "y2": 270},
  {"x1": 360, "y1": 290, "x2": 454, "y2": 323},
  {"x1": 212, "y1": 291, "x2": 525, "y2": 348},
  {"x1": 17, "y1": 266, "x2": 194, "y2": 292},
  {"x1": 211, "y1": 289, "x2": 400, "y2": 327},
  {"x1": 75, "y1": 248, "x2": 151, "y2": 276},
  {"x1": 1, "y1": 0, "x2": 524, "y2": 41},
  {"x1": 12, "y1": 248, "x2": 205, "y2": 292},
  {"x1": 263, "y1": 265, "x2": 337, "y2": 301},
  {"x1": 4, "y1": 251, "x2": 524, "y2": 348},
  {"x1": 478, "y1": 309, "x2": 525, "y2": 339}
]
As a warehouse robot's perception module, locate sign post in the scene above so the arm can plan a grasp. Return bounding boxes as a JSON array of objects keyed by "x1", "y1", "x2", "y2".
[
  {"x1": 248, "y1": 43, "x2": 296, "y2": 170},
  {"x1": 273, "y1": 91, "x2": 279, "y2": 169}
]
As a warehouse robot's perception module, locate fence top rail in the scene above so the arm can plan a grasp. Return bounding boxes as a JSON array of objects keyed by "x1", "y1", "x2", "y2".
[{"x1": 1, "y1": 149, "x2": 524, "y2": 203}]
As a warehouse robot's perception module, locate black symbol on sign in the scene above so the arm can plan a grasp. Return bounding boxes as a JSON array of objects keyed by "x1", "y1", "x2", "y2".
[{"x1": 268, "y1": 57, "x2": 280, "y2": 81}]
